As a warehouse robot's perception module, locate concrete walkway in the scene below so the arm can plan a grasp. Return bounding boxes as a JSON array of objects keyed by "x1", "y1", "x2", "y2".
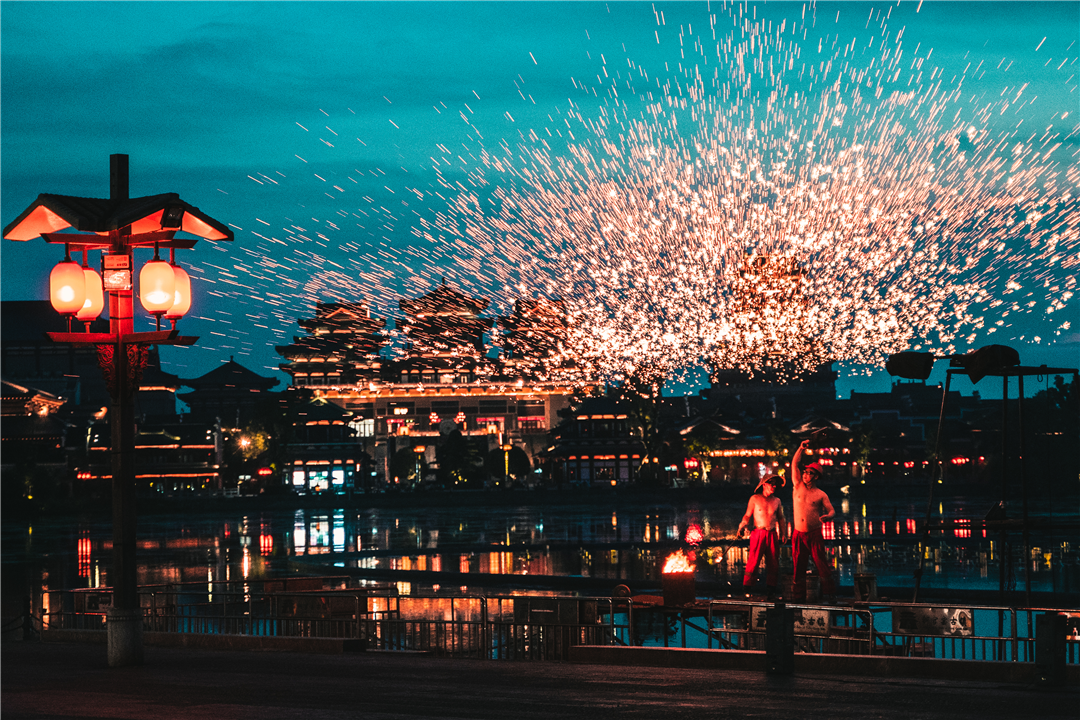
[{"x1": 2, "y1": 640, "x2": 1076, "y2": 719}]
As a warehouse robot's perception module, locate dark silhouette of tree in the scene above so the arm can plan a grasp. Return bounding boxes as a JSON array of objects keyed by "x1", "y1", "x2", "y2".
[{"x1": 437, "y1": 430, "x2": 485, "y2": 488}]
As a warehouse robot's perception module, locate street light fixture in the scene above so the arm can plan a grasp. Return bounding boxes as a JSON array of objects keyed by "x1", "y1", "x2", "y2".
[
  {"x1": 886, "y1": 343, "x2": 1076, "y2": 606},
  {"x1": 501, "y1": 442, "x2": 513, "y2": 487},
  {"x1": 413, "y1": 445, "x2": 426, "y2": 485},
  {"x1": 3, "y1": 154, "x2": 232, "y2": 667}
]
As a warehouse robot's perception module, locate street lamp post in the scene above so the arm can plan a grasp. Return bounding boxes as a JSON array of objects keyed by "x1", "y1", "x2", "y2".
[
  {"x1": 3, "y1": 154, "x2": 232, "y2": 667},
  {"x1": 413, "y1": 445, "x2": 426, "y2": 487},
  {"x1": 501, "y1": 443, "x2": 513, "y2": 487}
]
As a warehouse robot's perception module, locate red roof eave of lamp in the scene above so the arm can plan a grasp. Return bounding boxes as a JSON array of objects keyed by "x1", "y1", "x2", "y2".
[{"x1": 3, "y1": 193, "x2": 233, "y2": 245}]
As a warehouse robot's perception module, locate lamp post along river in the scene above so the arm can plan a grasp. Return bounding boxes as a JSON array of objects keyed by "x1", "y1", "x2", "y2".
[{"x1": 3, "y1": 154, "x2": 233, "y2": 666}]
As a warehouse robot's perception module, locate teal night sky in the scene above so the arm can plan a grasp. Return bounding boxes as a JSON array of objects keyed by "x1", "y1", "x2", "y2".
[{"x1": 2, "y1": 2, "x2": 1077, "y2": 397}]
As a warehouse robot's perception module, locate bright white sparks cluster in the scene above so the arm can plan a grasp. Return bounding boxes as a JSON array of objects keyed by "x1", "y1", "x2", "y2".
[{"x1": 229, "y1": 4, "x2": 1077, "y2": 384}]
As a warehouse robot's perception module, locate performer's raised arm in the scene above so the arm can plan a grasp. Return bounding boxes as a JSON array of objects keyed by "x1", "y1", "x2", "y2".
[{"x1": 791, "y1": 439, "x2": 810, "y2": 487}]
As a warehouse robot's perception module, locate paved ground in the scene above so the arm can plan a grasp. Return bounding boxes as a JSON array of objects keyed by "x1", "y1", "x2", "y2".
[{"x1": 2, "y1": 641, "x2": 1076, "y2": 720}]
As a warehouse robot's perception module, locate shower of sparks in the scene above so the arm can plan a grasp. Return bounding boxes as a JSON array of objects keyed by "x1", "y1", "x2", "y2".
[{"x1": 220, "y1": 3, "x2": 1077, "y2": 384}]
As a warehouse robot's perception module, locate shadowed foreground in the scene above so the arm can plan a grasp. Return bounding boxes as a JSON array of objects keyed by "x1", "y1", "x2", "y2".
[{"x1": 2, "y1": 641, "x2": 1076, "y2": 719}]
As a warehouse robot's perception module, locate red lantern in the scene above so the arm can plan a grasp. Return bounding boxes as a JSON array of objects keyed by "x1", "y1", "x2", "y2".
[
  {"x1": 139, "y1": 257, "x2": 175, "y2": 314},
  {"x1": 165, "y1": 264, "x2": 191, "y2": 319},
  {"x1": 76, "y1": 267, "x2": 105, "y2": 322},
  {"x1": 50, "y1": 258, "x2": 86, "y2": 315}
]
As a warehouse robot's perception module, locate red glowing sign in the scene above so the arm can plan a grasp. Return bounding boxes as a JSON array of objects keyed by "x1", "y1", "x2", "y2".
[
  {"x1": 684, "y1": 524, "x2": 704, "y2": 545},
  {"x1": 257, "y1": 467, "x2": 273, "y2": 477},
  {"x1": 683, "y1": 458, "x2": 699, "y2": 469},
  {"x1": 77, "y1": 536, "x2": 92, "y2": 578}
]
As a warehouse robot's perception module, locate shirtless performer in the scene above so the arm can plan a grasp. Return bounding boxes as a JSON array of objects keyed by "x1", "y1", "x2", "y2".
[
  {"x1": 790, "y1": 439, "x2": 837, "y2": 602},
  {"x1": 737, "y1": 475, "x2": 787, "y2": 598}
]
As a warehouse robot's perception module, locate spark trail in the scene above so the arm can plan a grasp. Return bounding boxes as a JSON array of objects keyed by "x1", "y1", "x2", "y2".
[{"x1": 237, "y1": 3, "x2": 1078, "y2": 384}]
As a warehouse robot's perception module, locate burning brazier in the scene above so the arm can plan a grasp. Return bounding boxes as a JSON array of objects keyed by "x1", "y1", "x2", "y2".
[{"x1": 661, "y1": 550, "x2": 696, "y2": 606}]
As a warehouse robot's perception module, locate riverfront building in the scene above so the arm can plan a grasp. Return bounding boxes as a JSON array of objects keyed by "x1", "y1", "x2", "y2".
[{"x1": 276, "y1": 283, "x2": 579, "y2": 491}]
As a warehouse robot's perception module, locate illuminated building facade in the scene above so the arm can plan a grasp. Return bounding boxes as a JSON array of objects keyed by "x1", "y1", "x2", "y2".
[
  {"x1": 542, "y1": 397, "x2": 645, "y2": 488},
  {"x1": 277, "y1": 284, "x2": 576, "y2": 489},
  {"x1": 285, "y1": 397, "x2": 366, "y2": 495}
]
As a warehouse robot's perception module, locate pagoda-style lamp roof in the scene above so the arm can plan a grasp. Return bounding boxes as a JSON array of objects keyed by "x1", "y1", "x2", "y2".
[{"x1": 4, "y1": 192, "x2": 232, "y2": 248}]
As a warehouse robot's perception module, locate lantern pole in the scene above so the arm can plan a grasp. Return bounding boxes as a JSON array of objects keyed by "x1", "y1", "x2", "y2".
[
  {"x1": 104, "y1": 155, "x2": 142, "y2": 667},
  {"x1": 3, "y1": 153, "x2": 233, "y2": 668}
]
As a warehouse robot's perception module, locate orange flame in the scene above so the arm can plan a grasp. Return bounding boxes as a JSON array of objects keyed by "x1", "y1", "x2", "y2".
[{"x1": 662, "y1": 550, "x2": 694, "y2": 574}]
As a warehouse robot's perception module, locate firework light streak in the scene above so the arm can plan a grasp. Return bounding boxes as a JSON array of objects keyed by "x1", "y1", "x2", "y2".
[{"x1": 234, "y1": 3, "x2": 1076, "y2": 385}]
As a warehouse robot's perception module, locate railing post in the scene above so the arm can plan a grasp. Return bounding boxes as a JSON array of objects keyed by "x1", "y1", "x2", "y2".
[
  {"x1": 481, "y1": 597, "x2": 489, "y2": 660},
  {"x1": 1010, "y1": 609, "x2": 1018, "y2": 662},
  {"x1": 609, "y1": 598, "x2": 616, "y2": 645}
]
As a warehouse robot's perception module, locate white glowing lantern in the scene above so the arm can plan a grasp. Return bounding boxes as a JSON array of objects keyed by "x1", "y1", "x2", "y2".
[
  {"x1": 76, "y1": 268, "x2": 105, "y2": 321},
  {"x1": 164, "y1": 264, "x2": 191, "y2": 319},
  {"x1": 139, "y1": 258, "x2": 175, "y2": 314},
  {"x1": 50, "y1": 259, "x2": 86, "y2": 315}
]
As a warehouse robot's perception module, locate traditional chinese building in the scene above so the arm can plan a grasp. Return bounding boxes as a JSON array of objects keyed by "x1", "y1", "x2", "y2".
[
  {"x1": 277, "y1": 283, "x2": 577, "y2": 489},
  {"x1": 394, "y1": 280, "x2": 495, "y2": 384},
  {"x1": 276, "y1": 302, "x2": 385, "y2": 388},
  {"x1": 541, "y1": 397, "x2": 645, "y2": 487},
  {"x1": 285, "y1": 396, "x2": 366, "y2": 495},
  {"x1": 177, "y1": 357, "x2": 280, "y2": 427},
  {"x1": 1, "y1": 380, "x2": 70, "y2": 501},
  {"x1": 498, "y1": 297, "x2": 571, "y2": 380}
]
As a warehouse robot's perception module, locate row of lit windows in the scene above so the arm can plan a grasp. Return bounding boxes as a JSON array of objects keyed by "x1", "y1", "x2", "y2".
[{"x1": 291, "y1": 371, "x2": 476, "y2": 386}]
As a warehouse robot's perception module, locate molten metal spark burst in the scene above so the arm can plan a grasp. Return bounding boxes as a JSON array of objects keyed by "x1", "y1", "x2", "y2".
[{"x1": 231, "y1": 5, "x2": 1077, "y2": 385}]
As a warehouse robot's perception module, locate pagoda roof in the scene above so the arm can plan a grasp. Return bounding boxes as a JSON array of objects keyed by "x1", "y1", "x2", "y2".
[
  {"x1": 1, "y1": 379, "x2": 65, "y2": 415},
  {"x1": 788, "y1": 415, "x2": 851, "y2": 436},
  {"x1": 181, "y1": 357, "x2": 280, "y2": 391},
  {"x1": 300, "y1": 302, "x2": 386, "y2": 331},
  {"x1": 293, "y1": 398, "x2": 354, "y2": 424},
  {"x1": 399, "y1": 282, "x2": 489, "y2": 318},
  {"x1": 140, "y1": 347, "x2": 181, "y2": 389}
]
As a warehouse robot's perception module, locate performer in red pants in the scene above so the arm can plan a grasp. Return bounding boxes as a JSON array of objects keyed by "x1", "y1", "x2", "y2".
[
  {"x1": 790, "y1": 440, "x2": 836, "y2": 602},
  {"x1": 737, "y1": 475, "x2": 787, "y2": 598}
]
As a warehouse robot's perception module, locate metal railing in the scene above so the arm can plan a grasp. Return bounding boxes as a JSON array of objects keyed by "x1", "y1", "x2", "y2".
[
  {"x1": 36, "y1": 583, "x2": 1078, "y2": 665},
  {"x1": 704, "y1": 599, "x2": 1079, "y2": 663}
]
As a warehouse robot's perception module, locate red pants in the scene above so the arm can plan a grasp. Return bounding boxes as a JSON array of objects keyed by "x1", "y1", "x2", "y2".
[
  {"x1": 743, "y1": 528, "x2": 779, "y2": 588},
  {"x1": 791, "y1": 528, "x2": 834, "y2": 600}
]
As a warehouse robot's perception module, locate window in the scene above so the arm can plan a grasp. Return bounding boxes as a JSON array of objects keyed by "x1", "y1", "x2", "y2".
[
  {"x1": 432, "y1": 400, "x2": 459, "y2": 414},
  {"x1": 518, "y1": 417, "x2": 546, "y2": 432}
]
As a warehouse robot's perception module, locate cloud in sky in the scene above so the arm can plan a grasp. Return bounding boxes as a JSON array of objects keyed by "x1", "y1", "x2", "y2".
[{"x1": 2, "y1": 2, "x2": 1076, "y2": 398}]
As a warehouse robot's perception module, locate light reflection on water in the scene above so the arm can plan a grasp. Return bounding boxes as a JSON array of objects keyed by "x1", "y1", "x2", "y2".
[{"x1": 4, "y1": 494, "x2": 1077, "y2": 613}]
